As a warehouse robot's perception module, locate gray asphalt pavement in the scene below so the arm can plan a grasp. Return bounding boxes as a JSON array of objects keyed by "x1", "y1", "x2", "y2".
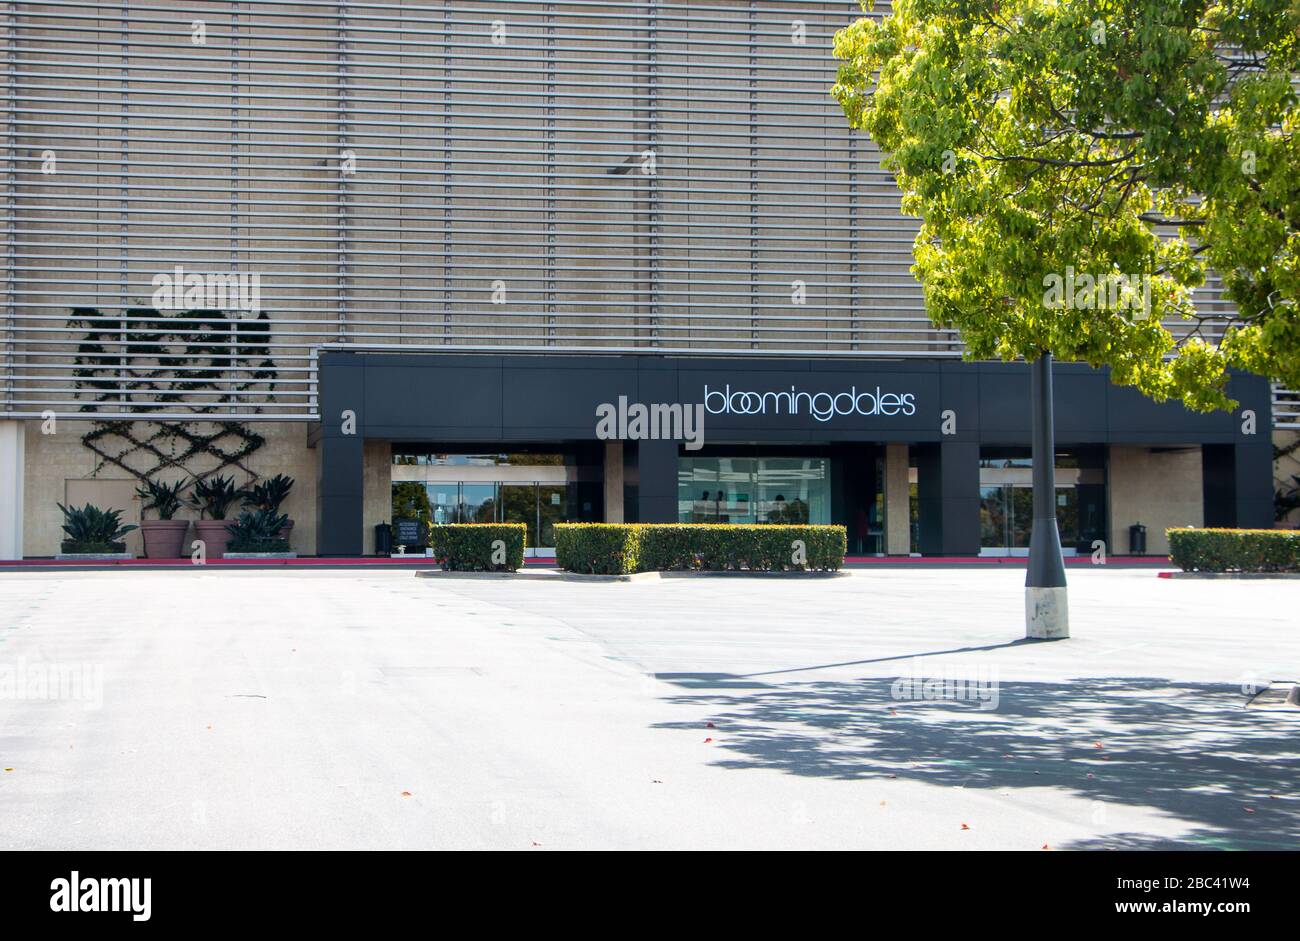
[{"x1": 0, "y1": 568, "x2": 1295, "y2": 849}]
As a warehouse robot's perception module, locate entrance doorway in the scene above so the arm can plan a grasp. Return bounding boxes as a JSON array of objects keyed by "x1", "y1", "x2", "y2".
[
  {"x1": 391, "y1": 451, "x2": 586, "y2": 555},
  {"x1": 979, "y1": 484, "x2": 1078, "y2": 555},
  {"x1": 977, "y1": 447, "x2": 1105, "y2": 556},
  {"x1": 424, "y1": 481, "x2": 569, "y2": 550}
]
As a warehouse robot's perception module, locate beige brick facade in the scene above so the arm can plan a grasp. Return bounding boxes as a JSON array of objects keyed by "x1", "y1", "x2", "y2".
[{"x1": 1107, "y1": 446, "x2": 1204, "y2": 555}]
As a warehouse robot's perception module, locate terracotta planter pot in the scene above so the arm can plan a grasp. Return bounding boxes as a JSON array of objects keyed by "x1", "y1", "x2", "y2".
[
  {"x1": 278, "y1": 518, "x2": 294, "y2": 547},
  {"x1": 139, "y1": 519, "x2": 189, "y2": 559},
  {"x1": 194, "y1": 519, "x2": 234, "y2": 557}
]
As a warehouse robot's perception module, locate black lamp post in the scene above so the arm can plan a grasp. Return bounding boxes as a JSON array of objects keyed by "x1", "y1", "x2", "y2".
[{"x1": 1025, "y1": 353, "x2": 1069, "y2": 638}]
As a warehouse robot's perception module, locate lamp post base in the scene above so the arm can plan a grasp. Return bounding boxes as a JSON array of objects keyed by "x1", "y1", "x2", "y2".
[{"x1": 1026, "y1": 586, "x2": 1070, "y2": 639}]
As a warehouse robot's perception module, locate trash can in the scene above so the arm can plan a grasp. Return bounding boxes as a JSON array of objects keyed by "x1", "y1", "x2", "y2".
[
  {"x1": 1128, "y1": 522, "x2": 1147, "y2": 555},
  {"x1": 374, "y1": 522, "x2": 392, "y2": 557}
]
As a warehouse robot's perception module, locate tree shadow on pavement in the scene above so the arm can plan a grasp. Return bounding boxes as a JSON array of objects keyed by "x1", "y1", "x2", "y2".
[{"x1": 653, "y1": 673, "x2": 1300, "y2": 849}]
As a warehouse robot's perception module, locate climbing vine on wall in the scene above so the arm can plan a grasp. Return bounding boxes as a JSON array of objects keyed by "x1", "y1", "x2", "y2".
[{"x1": 67, "y1": 307, "x2": 279, "y2": 484}]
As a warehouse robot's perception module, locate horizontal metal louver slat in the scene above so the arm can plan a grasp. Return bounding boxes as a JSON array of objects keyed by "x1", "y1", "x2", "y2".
[
  {"x1": 1274, "y1": 387, "x2": 1300, "y2": 429},
  {"x1": 0, "y1": 1, "x2": 1244, "y2": 421}
]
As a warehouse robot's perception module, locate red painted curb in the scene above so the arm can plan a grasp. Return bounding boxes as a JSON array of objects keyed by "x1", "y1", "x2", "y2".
[
  {"x1": 0, "y1": 556, "x2": 437, "y2": 567},
  {"x1": 0, "y1": 555, "x2": 1173, "y2": 570},
  {"x1": 841, "y1": 555, "x2": 1170, "y2": 566}
]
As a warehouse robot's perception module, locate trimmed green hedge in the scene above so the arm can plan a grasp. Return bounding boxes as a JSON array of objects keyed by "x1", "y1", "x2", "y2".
[
  {"x1": 555, "y1": 523, "x2": 847, "y2": 574},
  {"x1": 1167, "y1": 527, "x2": 1300, "y2": 573},
  {"x1": 428, "y1": 523, "x2": 526, "y2": 572},
  {"x1": 553, "y1": 523, "x2": 642, "y2": 574}
]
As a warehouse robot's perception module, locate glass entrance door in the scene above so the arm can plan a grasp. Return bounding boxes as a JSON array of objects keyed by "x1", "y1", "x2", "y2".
[
  {"x1": 499, "y1": 483, "x2": 540, "y2": 548},
  {"x1": 537, "y1": 485, "x2": 566, "y2": 548},
  {"x1": 979, "y1": 484, "x2": 1078, "y2": 555},
  {"x1": 459, "y1": 483, "x2": 498, "y2": 524},
  {"x1": 391, "y1": 452, "x2": 583, "y2": 553}
]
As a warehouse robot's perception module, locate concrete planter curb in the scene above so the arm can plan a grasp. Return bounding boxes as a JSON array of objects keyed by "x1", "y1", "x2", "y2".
[
  {"x1": 54, "y1": 552, "x2": 134, "y2": 561},
  {"x1": 222, "y1": 552, "x2": 298, "y2": 559},
  {"x1": 657, "y1": 569, "x2": 850, "y2": 579},
  {"x1": 556, "y1": 571, "x2": 656, "y2": 582},
  {"x1": 416, "y1": 568, "x2": 850, "y2": 582},
  {"x1": 415, "y1": 568, "x2": 543, "y2": 579},
  {"x1": 1160, "y1": 571, "x2": 1300, "y2": 579}
]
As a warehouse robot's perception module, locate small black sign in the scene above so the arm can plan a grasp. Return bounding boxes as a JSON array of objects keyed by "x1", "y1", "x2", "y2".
[{"x1": 393, "y1": 518, "x2": 424, "y2": 546}]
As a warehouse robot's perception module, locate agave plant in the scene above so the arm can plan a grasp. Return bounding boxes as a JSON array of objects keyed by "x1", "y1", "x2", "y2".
[
  {"x1": 189, "y1": 474, "x2": 246, "y2": 520},
  {"x1": 244, "y1": 474, "x2": 294, "y2": 514},
  {"x1": 135, "y1": 478, "x2": 188, "y2": 520},
  {"x1": 225, "y1": 508, "x2": 290, "y2": 552},
  {"x1": 57, "y1": 502, "x2": 138, "y2": 553}
]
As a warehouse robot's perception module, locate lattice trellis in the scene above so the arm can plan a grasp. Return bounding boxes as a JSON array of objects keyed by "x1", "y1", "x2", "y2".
[{"x1": 82, "y1": 420, "x2": 266, "y2": 486}]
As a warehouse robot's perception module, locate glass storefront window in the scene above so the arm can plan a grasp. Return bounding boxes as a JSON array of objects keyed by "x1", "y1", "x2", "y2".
[
  {"x1": 458, "y1": 483, "x2": 497, "y2": 524},
  {"x1": 979, "y1": 447, "x2": 1087, "y2": 470},
  {"x1": 392, "y1": 481, "x2": 433, "y2": 543},
  {"x1": 426, "y1": 485, "x2": 458, "y2": 526},
  {"x1": 677, "y1": 457, "x2": 831, "y2": 525}
]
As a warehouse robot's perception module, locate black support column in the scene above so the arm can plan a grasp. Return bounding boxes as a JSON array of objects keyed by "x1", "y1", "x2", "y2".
[
  {"x1": 636, "y1": 439, "x2": 679, "y2": 523},
  {"x1": 316, "y1": 355, "x2": 366, "y2": 556},
  {"x1": 1235, "y1": 441, "x2": 1276, "y2": 528},
  {"x1": 1203, "y1": 441, "x2": 1275, "y2": 530},
  {"x1": 915, "y1": 440, "x2": 980, "y2": 555},
  {"x1": 633, "y1": 359, "x2": 680, "y2": 523}
]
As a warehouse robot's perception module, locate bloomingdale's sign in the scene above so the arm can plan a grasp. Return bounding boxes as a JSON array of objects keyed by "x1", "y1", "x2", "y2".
[{"x1": 703, "y1": 383, "x2": 918, "y2": 422}]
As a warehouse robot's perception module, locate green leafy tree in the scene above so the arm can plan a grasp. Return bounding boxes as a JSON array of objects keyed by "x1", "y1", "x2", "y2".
[{"x1": 832, "y1": 0, "x2": 1300, "y2": 411}]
